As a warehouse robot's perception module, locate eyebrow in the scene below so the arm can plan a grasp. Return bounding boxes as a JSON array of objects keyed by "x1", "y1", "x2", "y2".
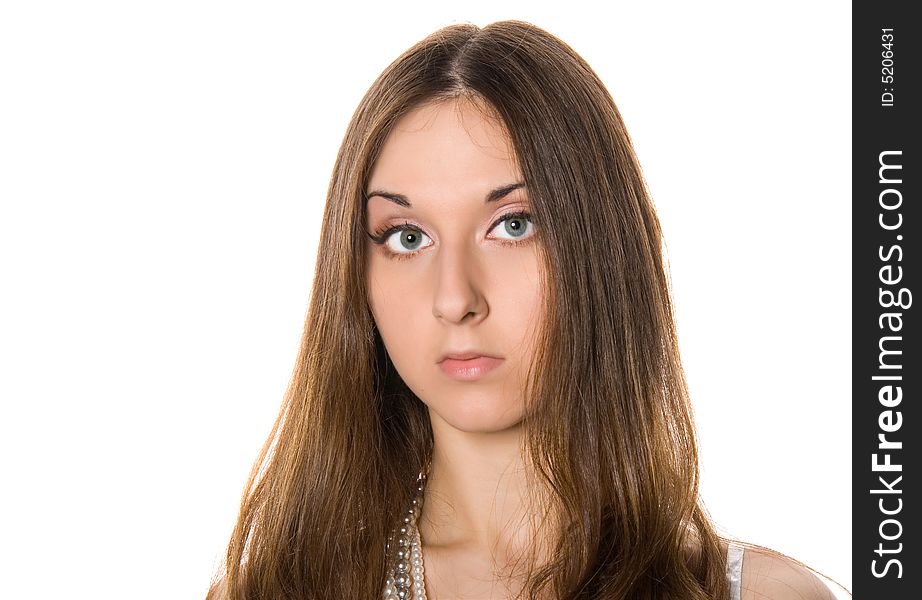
[{"x1": 364, "y1": 182, "x2": 526, "y2": 207}]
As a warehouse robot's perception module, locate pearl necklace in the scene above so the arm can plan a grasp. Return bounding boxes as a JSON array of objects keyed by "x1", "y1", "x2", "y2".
[{"x1": 383, "y1": 474, "x2": 428, "y2": 600}]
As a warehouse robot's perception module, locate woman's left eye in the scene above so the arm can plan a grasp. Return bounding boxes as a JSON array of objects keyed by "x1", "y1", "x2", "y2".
[{"x1": 489, "y1": 211, "x2": 535, "y2": 242}]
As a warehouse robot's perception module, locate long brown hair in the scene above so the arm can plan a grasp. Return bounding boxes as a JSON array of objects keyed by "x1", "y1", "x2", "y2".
[{"x1": 209, "y1": 19, "x2": 732, "y2": 599}]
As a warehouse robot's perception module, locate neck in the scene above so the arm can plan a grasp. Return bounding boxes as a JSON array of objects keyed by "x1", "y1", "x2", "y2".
[{"x1": 418, "y1": 411, "x2": 549, "y2": 564}]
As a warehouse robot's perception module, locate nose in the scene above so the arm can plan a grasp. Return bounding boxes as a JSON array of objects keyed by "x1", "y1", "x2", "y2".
[{"x1": 431, "y1": 242, "x2": 488, "y2": 325}]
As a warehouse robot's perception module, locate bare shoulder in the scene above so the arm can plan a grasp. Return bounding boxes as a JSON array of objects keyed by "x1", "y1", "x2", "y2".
[{"x1": 740, "y1": 546, "x2": 837, "y2": 600}]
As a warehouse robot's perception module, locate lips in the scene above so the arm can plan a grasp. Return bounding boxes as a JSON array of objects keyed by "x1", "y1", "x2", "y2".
[
  {"x1": 438, "y1": 354, "x2": 504, "y2": 381},
  {"x1": 438, "y1": 350, "x2": 500, "y2": 362}
]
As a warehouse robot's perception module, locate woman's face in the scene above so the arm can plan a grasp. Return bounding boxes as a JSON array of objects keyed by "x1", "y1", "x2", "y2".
[{"x1": 365, "y1": 98, "x2": 543, "y2": 434}]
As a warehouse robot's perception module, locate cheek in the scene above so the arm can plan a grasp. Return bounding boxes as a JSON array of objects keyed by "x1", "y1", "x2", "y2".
[
  {"x1": 502, "y1": 249, "x2": 543, "y2": 325},
  {"x1": 366, "y1": 255, "x2": 395, "y2": 319},
  {"x1": 511, "y1": 257, "x2": 545, "y2": 370},
  {"x1": 366, "y1": 259, "x2": 427, "y2": 351},
  {"x1": 509, "y1": 288, "x2": 543, "y2": 369}
]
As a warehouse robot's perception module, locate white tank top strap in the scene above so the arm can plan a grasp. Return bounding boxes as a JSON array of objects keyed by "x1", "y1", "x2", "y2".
[{"x1": 725, "y1": 541, "x2": 744, "y2": 600}]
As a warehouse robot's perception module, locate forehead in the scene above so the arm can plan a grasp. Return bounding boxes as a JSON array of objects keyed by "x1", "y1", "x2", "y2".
[{"x1": 366, "y1": 98, "x2": 521, "y2": 201}]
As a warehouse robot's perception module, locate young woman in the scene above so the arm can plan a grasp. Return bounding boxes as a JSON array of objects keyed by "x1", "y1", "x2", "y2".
[{"x1": 207, "y1": 20, "x2": 840, "y2": 600}]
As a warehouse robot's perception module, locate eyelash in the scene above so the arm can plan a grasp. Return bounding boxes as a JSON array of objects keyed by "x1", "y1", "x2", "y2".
[{"x1": 367, "y1": 210, "x2": 536, "y2": 261}]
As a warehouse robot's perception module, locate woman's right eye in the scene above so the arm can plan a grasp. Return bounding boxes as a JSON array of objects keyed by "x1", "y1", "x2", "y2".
[
  {"x1": 385, "y1": 227, "x2": 433, "y2": 255},
  {"x1": 367, "y1": 223, "x2": 434, "y2": 259}
]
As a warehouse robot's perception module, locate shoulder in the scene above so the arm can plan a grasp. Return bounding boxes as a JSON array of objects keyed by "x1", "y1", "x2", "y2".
[{"x1": 740, "y1": 545, "x2": 837, "y2": 600}]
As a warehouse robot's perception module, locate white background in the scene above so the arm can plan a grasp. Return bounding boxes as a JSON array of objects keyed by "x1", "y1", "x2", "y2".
[{"x1": 0, "y1": 2, "x2": 851, "y2": 598}]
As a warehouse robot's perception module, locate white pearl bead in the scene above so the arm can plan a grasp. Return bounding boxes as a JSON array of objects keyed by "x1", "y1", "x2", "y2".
[{"x1": 384, "y1": 473, "x2": 430, "y2": 599}]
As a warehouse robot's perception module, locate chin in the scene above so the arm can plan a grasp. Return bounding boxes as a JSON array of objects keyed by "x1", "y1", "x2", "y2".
[{"x1": 424, "y1": 393, "x2": 525, "y2": 435}]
